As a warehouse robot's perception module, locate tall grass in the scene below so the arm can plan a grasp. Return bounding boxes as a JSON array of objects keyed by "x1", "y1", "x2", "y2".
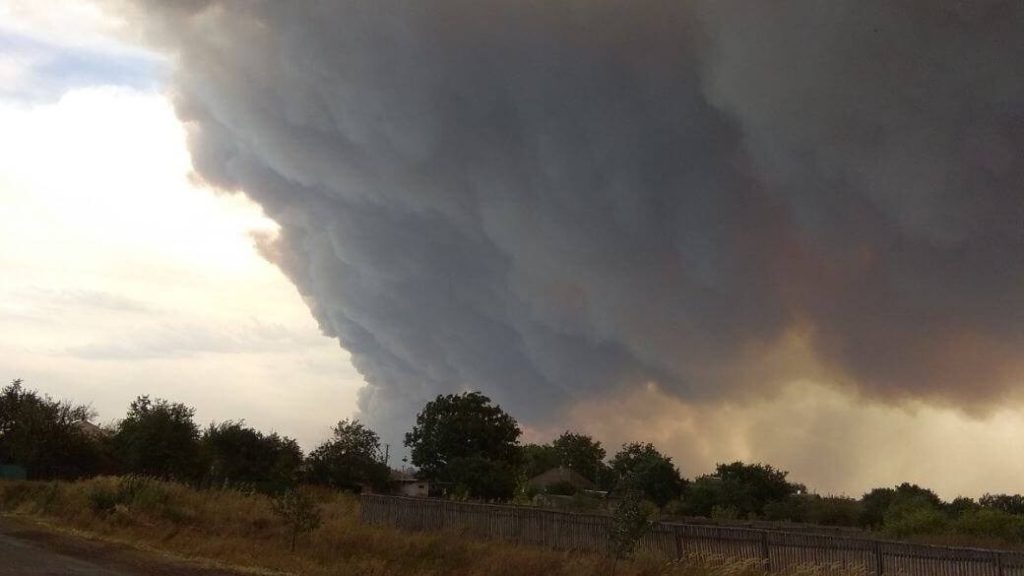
[{"x1": 0, "y1": 477, "x2": 856, "y2": 576}]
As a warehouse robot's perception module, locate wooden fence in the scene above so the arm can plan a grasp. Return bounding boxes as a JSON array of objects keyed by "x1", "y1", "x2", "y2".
[{"x1": 360, "y1": 494, "x2": 1024, "y2": 575}]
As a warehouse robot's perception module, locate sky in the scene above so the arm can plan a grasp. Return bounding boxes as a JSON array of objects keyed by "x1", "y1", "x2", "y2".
[
  {"x1": 0, "y1": 1, "x2": 364, "y2": 451},
  {"x1": 2, "y1": 0, "x2": 1024, "y2": 499}
]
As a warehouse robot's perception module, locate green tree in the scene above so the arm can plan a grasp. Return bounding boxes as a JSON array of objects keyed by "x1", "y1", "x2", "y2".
[
  {"x1": 608, "y1": 489, "x2": 654, "y2": 573},
  {"x1": 201, "y1": 421, "x2": 303, "y2": 492},
  {"x1": 609, "y1": 442, "x2": 683, "y2": 507},
  {"x1": 860, "y1": 487, "x2": 897, "y2": 527},
  {"x1": 859, "y1": 483, "x2": 943, "y2": 528},
  {"x1": 710, "y1": 461, "x2": 803, "y2": 518},
  {"x1": 0, "y1": 379, "x2": 108, "y2": 479},
  {"x1": 883, "y1": 494, "x2": 948, "y2": 538},
  {"x1": 114, "y1": 395, "x2": 203, "y2": 481},
  {"x1": 683, "y1": 462, "x2": 802, "y2": 519},
  {"x1": 520, "y1": 443, "x2": 560, "y2": 479},
  {"x1": 305, "y1": 419, "x2": 389, "y2": 492},
  {"x1": 552, "y1": 431, "x2": 606, "y2": 484},
  {"x1": 271, "y1": 490, "x2": 322, "y2": 552},
  {"x1": 979, "y1": 493, "x2": 1024, "y2": 516},
  {"x1": 405, "y1": 391, "x2": 521, "y2": 500}
]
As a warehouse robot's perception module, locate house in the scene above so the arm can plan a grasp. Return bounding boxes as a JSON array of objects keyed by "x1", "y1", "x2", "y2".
[
  {"x1": 526, "y1": 465, "x2": 597, "y2": 493},
  {"x1": 390, "y1": 469, "x2": 430, "y2": 497},
  {"x1": 75, "y1": 420, "x2": 109, "y2": 439}
]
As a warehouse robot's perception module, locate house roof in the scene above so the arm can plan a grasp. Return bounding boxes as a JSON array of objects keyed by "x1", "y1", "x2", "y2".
[
  {"x1": 75, "y1": 420, "x2": 109, "y2": 439},
  {"x1": 526, "y1": 466, "x2": 597, "y2": 490}
]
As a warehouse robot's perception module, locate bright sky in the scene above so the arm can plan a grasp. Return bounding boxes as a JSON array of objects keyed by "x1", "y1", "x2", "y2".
[{"x1": 0, "y1": 1, "x2": 364, "y2": 450}]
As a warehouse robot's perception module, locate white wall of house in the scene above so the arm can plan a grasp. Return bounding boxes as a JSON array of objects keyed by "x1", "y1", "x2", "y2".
[{"x1": 397, "y1": 481, "x2": 429, "y2": 497}]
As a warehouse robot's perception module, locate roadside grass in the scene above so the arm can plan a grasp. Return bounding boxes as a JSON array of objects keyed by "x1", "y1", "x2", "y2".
[{"x1": 0, "y1": 477, "x2": 856, "y2": 576}]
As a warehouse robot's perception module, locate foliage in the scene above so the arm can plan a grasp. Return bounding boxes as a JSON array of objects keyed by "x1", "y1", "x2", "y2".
[
  {"x1": 545, "y1": 480, "x2": 579, "y2": 496},
  {"x1": 520, "y1": 443, "x2": 561, "y2": 479},
  {"x1": 552, "y1": 431, "x2": 606, "y2": 484},
  {"x1": 202, "y1": 420, "x2": 302, "y2": 493},
  {"x1": 0, "y1": 379, "x2": 109, "y2": 479},
  {"x1": 951, "y1": 507, "x2": 1024, "y2": 543},
  {"x1": 610, "y1": 442, "x2": 684, "y2": 507},
  {"x1": 764, "y1": 494, "x2": 862, "y2": 526},
  {"x1": 882, "y1": 494, "x2": 948, "y2": 538},
  {"x1": 713, "y1": 462, "x2": 803, "y2": 518},
  {"x1": 447, "y1": 456, "x2": 519, "y2": 501},
  {"x1": 979, "y1": 493, "x2": 1024, "y2": 516},
  {"x1": 860, "y1": 483, "x2": 943, "y2": 528},
  {"x1": 305, "y1": 419, "x2": 389, "y2": 492},
  {"x1": 271, "y1": 489, "x2": 323, "y2": 552},
  {"x1": 608, "y1": 489, "x2": 654, "y2": 569},
  {"x1": 405, "y1": 391, "x2": 521, "y2": 500},
  {"x1": 114, "y1": 396, "x2": 203, "y2": 481}
]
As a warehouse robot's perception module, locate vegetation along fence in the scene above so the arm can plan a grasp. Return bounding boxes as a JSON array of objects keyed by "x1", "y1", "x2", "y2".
[{"x1": 361, "y1": 494, "x2": 1024, "y2": 575}]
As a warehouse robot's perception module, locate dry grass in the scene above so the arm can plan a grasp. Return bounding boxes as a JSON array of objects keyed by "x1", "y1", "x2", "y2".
[{"x1": 0, "y1": 478, "x2": 856, "y2": 576}]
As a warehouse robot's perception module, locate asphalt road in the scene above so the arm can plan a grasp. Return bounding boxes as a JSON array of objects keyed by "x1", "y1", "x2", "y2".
[
  {"x1": 0, "y1": 529, "x2": 124, "y2": 576},
  {"x1": 0, "y1": 518, "x2": 244, "y2": 576}
]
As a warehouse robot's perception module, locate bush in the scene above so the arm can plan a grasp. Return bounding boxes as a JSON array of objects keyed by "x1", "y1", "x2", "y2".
[
  {"x1": 609, "y1": 490, "x2": 654, "y2": 565},
  {"x1": 86, "y1": 476, "x2": 190, "y2": 524},
  {"x1": 546, "y1": 480, "x2": 579, "y2": 496},
  {"x1": 883, "y1": 496, "x2": 948, "y2": 538},
  {"x1": 271, "y1": 489, "x2": 322, "y2": 552},
  {"x1": 88, "y1": 484, "x2": 121, "y2": 514},
  {"x1": 953, "y1": 508, "x2": 1024, "y2": 543}
]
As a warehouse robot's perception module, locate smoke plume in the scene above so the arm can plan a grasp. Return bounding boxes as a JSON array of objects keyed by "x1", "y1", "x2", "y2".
[{"x1": 108, "y1": 0, "x2": 1024, "y2": 444}]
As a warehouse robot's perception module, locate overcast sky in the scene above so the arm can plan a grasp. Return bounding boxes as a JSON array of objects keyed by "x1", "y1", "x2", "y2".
[{"x1": 3, "y1": 1, "x2": 1024, "y2": 499}]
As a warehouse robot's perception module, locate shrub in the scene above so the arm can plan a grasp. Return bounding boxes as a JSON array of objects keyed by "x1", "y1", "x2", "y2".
[
  {"x1": 609, "y1": 490, "x2": 654, "y2": 565},
  {"x1": 271, "y1": 489, "x2": 322, "y2": 552}
]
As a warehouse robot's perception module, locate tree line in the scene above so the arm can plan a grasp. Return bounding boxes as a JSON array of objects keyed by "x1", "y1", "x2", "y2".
[{"x1": 5, "y1": 380, "x2": 1024, "y2": 543}]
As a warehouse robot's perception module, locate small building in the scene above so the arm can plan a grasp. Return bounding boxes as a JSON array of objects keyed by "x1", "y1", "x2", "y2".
[
  {"x1": 75, "y1": 420, "x2": 110, "y2": 439},
  {"x1": 390, "y1": 469, "x2": 430, "y2": 497},
  {"x1": 526, "y1": 466, "x2": 597, "y2": 493}
]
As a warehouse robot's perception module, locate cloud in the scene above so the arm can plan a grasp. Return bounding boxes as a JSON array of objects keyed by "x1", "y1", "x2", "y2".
[{"x1": 103, "y1": 1, "x2": 1024, "y2": 452}]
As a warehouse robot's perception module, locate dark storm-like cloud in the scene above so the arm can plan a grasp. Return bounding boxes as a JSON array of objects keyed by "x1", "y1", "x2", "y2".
[{"x1": 107, "y1": 0, "x2": 1024, "y2": 439}]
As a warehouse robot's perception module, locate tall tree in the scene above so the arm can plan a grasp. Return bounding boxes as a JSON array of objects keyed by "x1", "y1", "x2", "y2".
[
  {"x1": 552, "y1": 431, "x2": 606, "y2": 483},
  {"x1": 707, "y1": 461, "x2": 803, "y2": 518},
  {"x1": 306, "y1": 419, "x2": 389, "y2": 492},
  {"x1": 610, "y1": 442, "x2": 683, "y2": 507},
  {"x1": 0, "y1": 379, "x2": 107, "y2": 479},
  {"x1": 405, "y1": 391, "x2": 521, "y2": 500},
  {"x1": 114, "y1": 395, "x2": 203, "y2": 481},
  {"x1": 202, "y1": 421, "x2": 303, "y2": 492},
  {"x1": 520, "y1": 443, "x2": 560, "y2": 479}
]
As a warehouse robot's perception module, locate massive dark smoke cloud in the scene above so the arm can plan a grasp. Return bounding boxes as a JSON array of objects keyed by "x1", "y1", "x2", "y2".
[{"x1": 110, "y1": 0, "x2": 1024, "y2": 440}]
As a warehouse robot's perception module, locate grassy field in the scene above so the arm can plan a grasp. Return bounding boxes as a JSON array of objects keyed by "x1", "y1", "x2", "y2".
[{"x1": 0, "y1": 477, "x2": 858, "y2": 576}]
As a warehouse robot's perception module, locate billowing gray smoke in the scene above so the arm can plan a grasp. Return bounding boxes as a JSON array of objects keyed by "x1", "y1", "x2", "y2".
[{"x1": 111, "y1": 1, "x2": 1024, "y2": 440}]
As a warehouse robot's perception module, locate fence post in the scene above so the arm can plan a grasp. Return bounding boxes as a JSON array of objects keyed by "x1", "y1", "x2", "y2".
[
  {"x1": 996, "y1": 551, "x2": 1004, "y2": 576},
  {"x1": 875, "y1": 541, "x2": 884, "y2": 576},
  {"x1": 674, "y1": 526, "x2": 683, "y2": 560},
  {"x1": 761, "y1": 531, "x2": 770, "y2": 571}
]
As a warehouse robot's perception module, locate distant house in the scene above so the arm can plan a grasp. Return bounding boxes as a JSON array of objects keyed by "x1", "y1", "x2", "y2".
[
  {"x1": 527, "y1": 466, "x2": 597, "y2": 493},
  {"x1": 390, "y1": 469, "x2": 430, "y2": 497},
  {"x1": 75, "y1": 420, "x2": 109, "y2": 439}
]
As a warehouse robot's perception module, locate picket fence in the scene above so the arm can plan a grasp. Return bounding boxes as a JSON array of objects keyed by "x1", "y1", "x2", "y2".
[{"x1": 360, "y1": 494, "x2": 1024, "y2": 575}]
